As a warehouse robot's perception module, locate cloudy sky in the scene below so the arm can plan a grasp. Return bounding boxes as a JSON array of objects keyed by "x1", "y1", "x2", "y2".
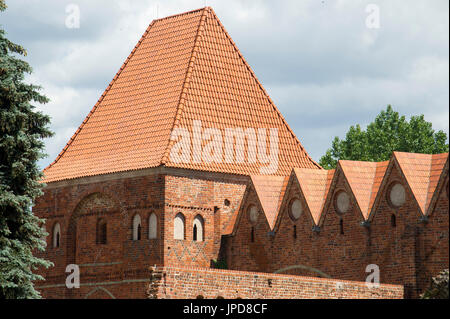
[{"x1": 1, "y1": 0, "x2": 448, "y2": 168}]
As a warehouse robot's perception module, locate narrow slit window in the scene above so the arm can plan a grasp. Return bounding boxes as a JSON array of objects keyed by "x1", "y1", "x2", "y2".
[
  {"x1": 251, "y1": 227, "x2": 255, "y2": 243},
  {"x1": 96, "y1": 219, "x2": 107, "y2": 245},
  {"x1": 391, "y1": 214, "x2": 397, "y2": 228},
  {"x1": 53, "y1": 223, "x2": 61, "y2": 248},
  {"x1": 132, "y1": 214, "x2": 142, "y2": 241},
  {"x1": 193, "y1": 224, "x2": 198, "y2": 241},
  {"x1": 339, "y1": 219, "x2": 344, "y2": 235}
]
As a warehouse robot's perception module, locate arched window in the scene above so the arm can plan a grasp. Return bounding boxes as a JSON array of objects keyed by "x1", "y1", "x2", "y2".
[
  {"x1": 193, "y1": 215, "x2": 204, "y2": 242},
  {"x1": 96, "y1": 219, "x2": 107, "y2": 244},
  {"x1": 132, "y1": 214, "x2": 142, "y2": 241},
  {"x1": 53, "y1": 223, "x2": 61, "y2": 248},
  {"x1": 174, "y1": 213, "x2": 185, "y2": 240},
  {"x1": 149, "y1": 213, "x2": 157, "y2": 239}
]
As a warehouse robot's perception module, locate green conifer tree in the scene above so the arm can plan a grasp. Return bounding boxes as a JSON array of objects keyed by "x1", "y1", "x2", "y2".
[{"x1": 0, "y1": 0, "x2": 53, "y2": 298}]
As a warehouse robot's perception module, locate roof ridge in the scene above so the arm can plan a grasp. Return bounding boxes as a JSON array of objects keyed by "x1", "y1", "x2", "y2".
[
  {"x1": 293, "y1": 167, "x2": 333, "y2": 224},
  {"x1": 424, "y1": 153, "x2": 446, "y2": 211},
  {"x1": 250, "y1": 175, "x2": 286, "y2": 229},
  {"x1": 426, "y1": 154, "x2": 449, "y2": 215},
  {"x1": 153, "y1": 7, "x2": 208, "y2": 22},
  {"x1": 207, "y1": 8, "x2": 321, "y2": 170},
  {"x1": 392, "y1": 152, "x2": 428, "y2": 214},
  {"x1": 161, "y1": 7, "x2": 208, "y2": 165},
  {"x1": 339, "y1": 160, "x2": 378, "y2": 217},
  {"x1": 43, "y1": 20, "x2": 157, "y2": 174},
  {"x1": 422, "y1": 154, "x2": 434, "y2": 211}
]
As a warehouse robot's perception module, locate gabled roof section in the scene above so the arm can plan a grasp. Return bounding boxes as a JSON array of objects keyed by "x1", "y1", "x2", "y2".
[
  {"x1": 250, "y1": 175, "x2": 287, "y2": 229},
  {"x1": 42, "y1": 7, "x2": 319, "y2": 183},
  {"x1": 394, "y1": 152, "x2": 449, "y2": 214},
  {"x1": 339, "y1": 160, "x2": 389, "y2": 219},
  {"x1": 426, "y1": 154, "x2": 449, "y2": 216},
  {"x1": 426, "y1": 153, "x2": 449, "y2": 211},
  {"x1": 293, "y1": 168, "x2": 334, "y2": 224}
]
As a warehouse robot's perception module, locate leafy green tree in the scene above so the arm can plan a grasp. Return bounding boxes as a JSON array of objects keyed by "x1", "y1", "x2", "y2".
[
  {"x1": 0, "y1": 0, "x2": 53, "y2": 298},
  {"x1": 319, "y1": 105, "x2": 449, "y2": 169}
]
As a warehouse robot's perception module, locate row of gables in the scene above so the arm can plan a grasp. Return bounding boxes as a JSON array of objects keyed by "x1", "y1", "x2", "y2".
[{"x1": 229, "y1": 151, "x2": 449, "y2": 234}]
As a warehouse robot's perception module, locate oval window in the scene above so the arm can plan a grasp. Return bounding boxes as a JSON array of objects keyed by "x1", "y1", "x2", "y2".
[
  {"x1": 249, "y1": 205, "x2": 259, "y2": 224},
  {"x1": 389, "y1": 183, "x2": 406, "y2": 208},
  {"x1": 335, "y1": 191, "x2": 350, "y2": 214},
  {"x1": 290, "y1": 199, "x2": 303, "y2": 220}
]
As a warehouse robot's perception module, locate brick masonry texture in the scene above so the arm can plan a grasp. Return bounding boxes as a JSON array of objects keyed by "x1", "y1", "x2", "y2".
[
  {"x1": 34, "y1": 152, "x2": 448, "y2": 299},
  {"x1": 32, "y1": 6, "x2": 448, "y2": 300},
  {"x1": 148, "y1": 266, "x2": 403, "y2": 299}
]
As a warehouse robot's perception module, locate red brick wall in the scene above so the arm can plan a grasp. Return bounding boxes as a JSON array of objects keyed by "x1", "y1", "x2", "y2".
[
  {"x1": 317, "y1": 170, "x2": 370, "y2": 282},
  {"x1": 270, "y1": 177, "x2": 320, "y2": 277},
  {"x1": 418, "y1": 174, "x2": 449, "y2": 296},
  {"x1": 150, "y1": 266, "x2": 404, "y2": 299},
  {"x1": 34, "y1": 173, "x2": 165, "y2": 299},
  {"x1": 34, "y1": 169, "x2": 248, "y2": 299},
  {"x1": 369, "y1": 163, "x2": 427, "y2": 298},
  {"x1": 225, "y1": 186, "x2": 273, "y2": 273},
  {"x1": 33, "y1": 163, "x2": 447, "y2": 299}
]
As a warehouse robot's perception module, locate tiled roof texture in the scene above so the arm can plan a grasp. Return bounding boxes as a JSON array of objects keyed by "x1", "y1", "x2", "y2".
[
  {"x1": 229, "y1": 152, "x2": 447, "y2": 236},
  {"x1": 394, "y1": 152, "x2": 449, "y2": 213},
  {"x1": 42, "y1": 7, "x2": 319, "y2": 183},
  {"x1": 368, "y1": 160, "x2": 389, "y2": 211},
  {"x1": 426, "y1": 153, "x2": 449, "y2": 210},
  {"x1": 339, "y1": 160, "x2": 389, "y2": 219},
  {"x1": 293, "y1": 168, "x2": 335, "y2": 224},
  {"x1": 250, "y1": 175, "x2": 287, "y2": 229}
]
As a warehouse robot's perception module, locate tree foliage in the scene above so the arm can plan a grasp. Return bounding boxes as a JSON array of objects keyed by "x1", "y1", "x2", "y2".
[
  {"x1": 0, "y1": 0, "x2": 53, "y2": 298},
  {"x1": 319, "y1": 105, "x2": 449, "y2": 169}
]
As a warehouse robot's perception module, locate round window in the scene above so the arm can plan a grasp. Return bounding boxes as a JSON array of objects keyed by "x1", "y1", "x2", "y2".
[
  {"x1": 389, "y1": 183, "x2": 406, "y2": 208},
  {"x1": 335, "y1": 191, "x2": 350, "y2": 214},
  {"x1": 249, "y1": 205, "x2": 259, "y2": 224},
  {"x1": 290, "y1": 199, "x2": 303, "y2": 220}
]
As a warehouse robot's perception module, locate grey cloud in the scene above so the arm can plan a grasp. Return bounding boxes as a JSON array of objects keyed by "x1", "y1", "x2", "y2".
[{"x1": 1, "y1": 0, "x2": 447, "y2": 168}]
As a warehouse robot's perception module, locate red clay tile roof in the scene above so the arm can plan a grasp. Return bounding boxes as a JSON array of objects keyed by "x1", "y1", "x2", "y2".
[
  {"x1": 368, "y1": 160, "x2": 389, "y2": 211},
  {"x1": 42, "y1": 7, "x2": 319, "y2": 183},
  {"x1": 250, "y1": 175, "x2": 287, "y2": 229},
  {"x1": 339, "y1": 160, "x2": 389, "y2": 219},
  {"x1": 394, "y1": 152, "x2": 449, "y2": 214},
  {"x1": 293, "y1": 168, "x2": 334, "y2": 224}
]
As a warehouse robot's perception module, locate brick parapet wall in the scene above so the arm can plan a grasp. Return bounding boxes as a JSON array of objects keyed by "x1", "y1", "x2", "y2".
[{"x1": 150, "y1": 266, "x2": 404, "y2": 299}]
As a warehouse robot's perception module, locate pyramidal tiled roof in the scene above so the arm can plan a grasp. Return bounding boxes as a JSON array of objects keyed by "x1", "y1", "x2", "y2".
[
  {"x1": 43, "y1": 7, "x2": 319, "y2": 183},
  {"x1": 394, "y1": 152, "x2": 449, "y2": 213},
  {"x1": 293, "y1": 168, "x2": 334, "y2": 224}
]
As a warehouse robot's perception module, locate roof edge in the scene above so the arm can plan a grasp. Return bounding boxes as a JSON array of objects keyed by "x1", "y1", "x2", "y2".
[
  {"x1": 43, "y1": 19, "x2": 158, "y2": 177},
  {"x1": 207, "y1": 8, "x2": 321, "y2": 170},
  {"x1": 161, "y1": 7, "x2": 209, "y2": 165}
]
